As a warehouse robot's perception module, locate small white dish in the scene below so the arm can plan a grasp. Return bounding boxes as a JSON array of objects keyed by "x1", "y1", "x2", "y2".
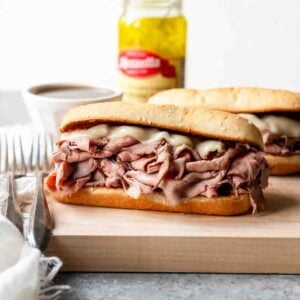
[{"x1": 22, "y1": 83, "x2": 123, "y2": 135}]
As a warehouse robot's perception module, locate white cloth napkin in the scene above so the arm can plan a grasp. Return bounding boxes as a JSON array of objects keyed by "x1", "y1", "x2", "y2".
[
  {"x1": 0, "y1": 213, "x2": 69, "y2": 300},
  {"x1": 0, "y1": 125, "x2": 69, "y2": 300},
  {"x1": 0, "y1": 215, "x2": 40, "y2": 300}
]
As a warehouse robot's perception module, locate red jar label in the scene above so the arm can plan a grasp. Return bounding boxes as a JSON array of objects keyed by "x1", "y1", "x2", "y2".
[{"x1": 118, "y1": 50, "x2": 176, "y2": 78}]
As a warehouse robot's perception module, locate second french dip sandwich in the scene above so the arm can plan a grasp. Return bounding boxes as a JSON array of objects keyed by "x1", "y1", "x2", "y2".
[
  {"x1": 47, "y1": 102, "x2": 269, "y2": 215},
  {"x1": 149, "y1": 87, "x2": 300, "y2": 174}
]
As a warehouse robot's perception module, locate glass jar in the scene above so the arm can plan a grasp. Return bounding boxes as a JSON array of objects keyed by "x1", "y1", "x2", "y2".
[{"x1": 118, "y1": 0, "x2": 187, "y2": 103}]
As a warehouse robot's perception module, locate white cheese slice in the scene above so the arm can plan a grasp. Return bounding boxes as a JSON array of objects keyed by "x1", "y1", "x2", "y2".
[
  {"x1": 239, "y1": 113, "x2": 300, "y2": 138},
  {"x1": 239, "y1": 114, "x2": 267, "y2": 131},
  {"x1": 169, "y1": 133, "x2": 194, "y2": 147},
  {"x1": 61, "y1": 124, "x2": 109, "y2": 140},
  {"x1": 262, "y1": 115, "x2": 300, "y2": 138},
  {"x1": 109, "y1": 125, "x2": 147, "y2": 141},
  {"x1": 196, "y1": 140, "x2": 225, "y2": 159},
  {"x1": 61, "y1": 125, "x2": 194, "y2": 147}
]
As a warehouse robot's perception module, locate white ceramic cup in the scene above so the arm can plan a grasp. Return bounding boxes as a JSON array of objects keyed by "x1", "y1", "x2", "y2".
[{"x1": 22, "y1": 83, "x2": 123, "y2": 135}]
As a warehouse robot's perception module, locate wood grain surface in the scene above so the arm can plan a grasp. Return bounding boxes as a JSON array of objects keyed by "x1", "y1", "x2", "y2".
[{"x1": 45, "y1": 176, "x2": 300, "y2": 273}]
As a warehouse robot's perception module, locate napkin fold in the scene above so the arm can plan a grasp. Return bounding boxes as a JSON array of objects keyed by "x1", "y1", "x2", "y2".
[
  {"x1": 0, "y1": 215, "x2": 68, "y2": 300},
  {"x1": 0, "y1": 217, "x2": 40, "y2": 300}
]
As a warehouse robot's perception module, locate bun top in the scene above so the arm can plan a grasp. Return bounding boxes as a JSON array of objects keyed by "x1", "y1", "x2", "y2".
[
  {"x1": 60, "y1": 102, "x2": 263, "y2": 149},
  {"x1": 149, "y1": 87, "x2": 300, "y2": 113}
]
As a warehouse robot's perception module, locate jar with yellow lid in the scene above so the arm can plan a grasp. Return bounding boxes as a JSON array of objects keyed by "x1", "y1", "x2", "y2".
[{"x1": 118, "y1": 0, "x2": 187, "y2": 103}]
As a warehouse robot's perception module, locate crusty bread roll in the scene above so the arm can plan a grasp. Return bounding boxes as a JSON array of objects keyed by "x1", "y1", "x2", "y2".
[
  {"x1": 47, "y1": 187, "x2": 251, "y2": 216},
  {"x1": 148, "y1": 87, "x2": 300, "y2": 113},
  {"x1": 61, "y1": 102, "x2": 263, "y2": 150},
  {"x1": 265, "y1": 154, "x2": 300, "y2": 175},
  {"x1": 149, "y1": 88, "x2": 300, "y2": 175}
]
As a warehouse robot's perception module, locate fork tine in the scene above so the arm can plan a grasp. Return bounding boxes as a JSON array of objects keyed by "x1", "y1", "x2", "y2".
[
  {"x1": 37, "y1": 134, "x2": 41, "y2": 171},
  {"x1": 27, "y1": 172, "x2": 52, "y2": 250},
  {"x1": 48, "y1": 134, "x2": 54, "y2": 169},
  {"x1": 3, "y1": 134, "x2": 9, "y2": 173},
  {"x1": 49, "y1": 134, "x2": 54, "y2": 153},
  {"x1": 11, "y1": 135, "x2": 17, "y2": 173},
  {"x1": 3, "y1": 134, "x2": 23, "y2": 233},
  {"x1": 29, "y1": 134, "x2": 44, "y2": 174},
  {"x1": 28, "y1": 136, "x2": 33, "y2": 173},
  {"x1": 47, "y1": 133, "x2": 55, "y2": 171},
  {"x1": 28, "y1": 133, "x2": 53, "y2": 248},
  {"x1": 18, "y1": 135, "x2": 26, "y2": 175},
  {"x1": 42, "y1": 133, "x2": 49, "y2": 172},
  {"x1": 6, "y1": 173, "x2": 24, "y2": 233},
  {"x1": 0, "y1": 134, "x2": 3, "y2": 173}
]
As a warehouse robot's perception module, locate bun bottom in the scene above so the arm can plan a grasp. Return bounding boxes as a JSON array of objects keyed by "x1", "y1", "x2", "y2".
[
  {"x1": 265, "y1": 154, "x2": 300, "y2": 175},
  {"x1": 47, "y1": 187, "x2": 251, "y2": 216}
]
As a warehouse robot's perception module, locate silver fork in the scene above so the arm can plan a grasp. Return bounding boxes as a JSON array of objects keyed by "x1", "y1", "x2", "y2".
[
  {"x1": 27, "y1": 133, "x2": 54, "y2": 251},
  {"x1": 0, "y1": 133, "x2": 26, "y2": 234}
]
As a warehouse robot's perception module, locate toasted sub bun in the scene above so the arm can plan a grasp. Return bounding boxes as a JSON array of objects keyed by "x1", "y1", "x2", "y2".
[
  {"x1": 149, "y1": 87, "x2": 300, "y2": 113},
  {"x1": 60, "y1": 102, "x2": 263, "y2": 149},
  {"x1": 47, "y1": 187, "x2": 251, "y2": 216},
  {"x1": 265, "y1": 154, "x2": 300, "y2": 175}
]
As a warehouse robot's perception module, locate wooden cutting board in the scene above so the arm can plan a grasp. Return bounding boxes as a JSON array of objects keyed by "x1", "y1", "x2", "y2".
[{"x1": 45, "y1": 176, "x2": 300, "y2": 273}]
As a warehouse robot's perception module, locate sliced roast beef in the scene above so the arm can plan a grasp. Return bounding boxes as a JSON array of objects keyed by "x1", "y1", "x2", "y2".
[
  {"x1": 130, "y1": 156, "x2": 157, "y2": 172},
  {"x1": 120, "y1": 139, "x2": 164, "y2": 156},
  {"x1": 53, "y1": 137, "x2": 111, "y2": 163},
  {"x1": 58, "y1": 175, "x2": 91, "y2": 195},
  {"x1": 85, "y1": 170, "x2": 106, "y2": 187},
  {"x1": 53, "y1": 149, "x2": 92, "y2": 163},
  {"x1": 172, "y1": 157, "x2": 187, "y2": 179},
  {"x1": 72, "y1": 158, "x2": 98, "y2": 180},
  {"x1": 55, "y1": 161, "x2": 74, "y2": 188},
  {"x1": 186, "y1": 145, "x2": 246, "y2": 173},
  {"x1": 57, "y1": 137, "x2": 109, "y2": 153},
  {"x1": 228, "y1": 152, "x2": 265, "y2": 185},
  {"x1": 171, "y1": 145, "x2": 200, "y2": 179},
  {"x1": 173, "y1": 145, "x2": 200, "y2": 161},
  {"x1": 101, "y1": 158, "x2": 126, "y2": 188},
  {"x1": 69, "y1": 137, "x2": 109, "y2": 153},
  {"x1": 122, "y1": 173, "x2": 153, "y2": 199},
  {"x1": 49, "y1": 135, "x2": 269, "y2": 213},
  {"x1": 248, "y1": 184, "x2": 266, "y2": 213},
  {"x1": 262, "y1": 129, "x2": 300, "y2": 155},
  {"x1": 104, "y1": 135, "x2": 139, "y2": 154},
  {"x1": 118, "y1": 150, "x2": 140, "y2": 162},
  {"x1": 157, "y1": 171, "x2": 225, "y2": 204},
  {"x1": 227, "y1": 151, "x2": 269, "y2": 213},
  {"x1": 123, "y1": 170, "x2": 160, "y2": 187},
  {"x1": 147, "y1": 144, "x2": 172, "y2": 186}
]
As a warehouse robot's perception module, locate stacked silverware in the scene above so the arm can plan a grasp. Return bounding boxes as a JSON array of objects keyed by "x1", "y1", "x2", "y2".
[{"x1": 0, "y1": 133, "x2": 53, "y2": 251}]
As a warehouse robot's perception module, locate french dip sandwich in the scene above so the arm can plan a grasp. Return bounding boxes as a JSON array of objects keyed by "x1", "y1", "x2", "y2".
[
  {"x1": 47, "y1": 102, "x2": 270, "y2": 215},
  {"x1": 149, "y1": 87, "x2": 300, "y2": 174}
]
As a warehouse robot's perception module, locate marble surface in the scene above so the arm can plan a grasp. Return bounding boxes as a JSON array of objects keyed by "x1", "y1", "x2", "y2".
[{"x1": 55, "y1": 273, "x2": 300, "y2": 300}]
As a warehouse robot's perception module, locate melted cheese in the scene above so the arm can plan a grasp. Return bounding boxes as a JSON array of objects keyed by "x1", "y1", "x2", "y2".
[
  {"x1": 169, "y1": 134, "x2": 194, "y2": 147},
  {"x1": 146, "y1": 129, "x2": 171, "y2": 143},
  {"x1": 262, "y1": 115, "x2": 300, "y2": 138},
  {"x1": 61, "y1": 124, "x2": 194, "y2": 147},
  {"x1": 109, "y1": 125, "x2": 147, "y2": 141},
  {"x1": 239, "y1": 114, "x2": 300, "y2": 138},
  {"x1": 239, "y1": 114, "x2": 267, "y2": 130},
  {"x1": 61, "y1": 124, "x2": 228, "y2": 155},
  {"x1": 61, "y1": 124, "x2": 109, "y2": 140},
  {"x1": 196, "y1": 140, "x2": 225, "y2": 159}
]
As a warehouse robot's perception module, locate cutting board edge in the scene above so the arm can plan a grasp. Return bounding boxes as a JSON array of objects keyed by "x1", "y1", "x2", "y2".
[{"x1": 45, "y1": 235, "x2": 300, "y2": 274}]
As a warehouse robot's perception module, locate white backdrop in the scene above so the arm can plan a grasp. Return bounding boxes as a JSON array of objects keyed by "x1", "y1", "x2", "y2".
[{"x1": 0, "y1": 0, "x2": 299, "y2": 91}]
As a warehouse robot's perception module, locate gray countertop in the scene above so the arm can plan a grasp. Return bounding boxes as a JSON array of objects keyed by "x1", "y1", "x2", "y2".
[
  {"x1": 2, "y1": 92, "x2": 300, "y2": 300},
  {"x1": 55, "y1": 273, "x2": 300, "y2": 300}
]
